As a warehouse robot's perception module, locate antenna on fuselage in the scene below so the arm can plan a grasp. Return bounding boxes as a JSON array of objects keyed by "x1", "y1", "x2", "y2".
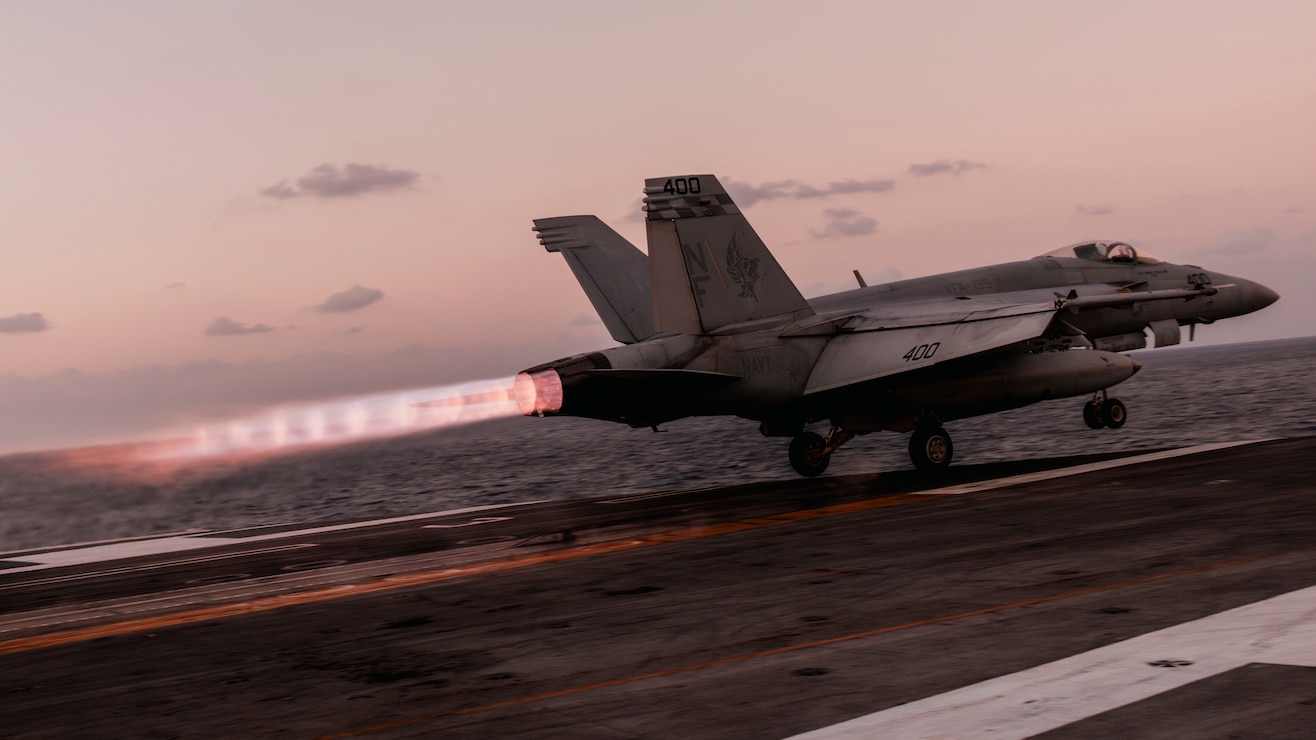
[{"x1": 853, "y1": 269, "x2": 867, "y2": 288}]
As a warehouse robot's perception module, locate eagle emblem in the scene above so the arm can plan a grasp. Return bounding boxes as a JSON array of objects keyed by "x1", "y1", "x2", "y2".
[{"x1": 725, "y1": 230, "x2": 762, "y2": 300}]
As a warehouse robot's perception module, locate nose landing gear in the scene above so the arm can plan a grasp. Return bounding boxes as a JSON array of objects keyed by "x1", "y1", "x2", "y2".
[{"x1": 1083, "y1": 390, "x2": 1128, "y2": 429}]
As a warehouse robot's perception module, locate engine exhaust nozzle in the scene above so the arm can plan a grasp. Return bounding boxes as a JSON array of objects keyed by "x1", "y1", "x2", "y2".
[{"x1": 513, "y1": 369, "x2": 564, "y2": 416}]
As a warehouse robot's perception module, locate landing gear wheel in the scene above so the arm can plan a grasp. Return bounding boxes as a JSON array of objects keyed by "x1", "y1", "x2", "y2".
[
  {"x1": 1083, "y1": 401, "x2": 1105, "y2": 429},
  {"x1": 1102, "y1": 398, "x2": 1127, "y2": 429},
  {"x1": 909, "y1": 427, "x2": 953, "y2": 471},
  {"x1": 789, "y1": 432, "x2": 831, "y2": 477}
]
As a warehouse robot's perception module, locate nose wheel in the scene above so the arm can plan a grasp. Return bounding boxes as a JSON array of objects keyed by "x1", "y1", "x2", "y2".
[
  {"x1": 1083, "y1": 390, "x2": 1128, "y2": 429},
  {"x1": 909, "y1": 426, "x2": 953, "y2": 471}
]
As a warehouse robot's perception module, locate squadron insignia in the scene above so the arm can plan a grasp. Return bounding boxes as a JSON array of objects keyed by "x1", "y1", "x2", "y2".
[{"x1": 726, "y1": 230, "x2": 762, "y2": 300}]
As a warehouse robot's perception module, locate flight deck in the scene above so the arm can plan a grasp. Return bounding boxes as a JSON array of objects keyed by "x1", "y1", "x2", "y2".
[{"x1": 2, "y1": 438, "x2": 1315, "y2": 738}]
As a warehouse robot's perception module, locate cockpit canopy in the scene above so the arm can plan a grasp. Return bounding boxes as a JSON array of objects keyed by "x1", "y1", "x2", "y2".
[{"x1": 1036, "y1": 241, "x2": 1164, "y2": 265}]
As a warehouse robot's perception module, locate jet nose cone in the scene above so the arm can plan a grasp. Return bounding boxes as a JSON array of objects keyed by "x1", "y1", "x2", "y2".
[
  {"x1": 1130, "y1": 358, "x2": 1143, "y2": 375},
  {"x1": 1252, "y1": 281, "x2": 1280, "y2": 309}
]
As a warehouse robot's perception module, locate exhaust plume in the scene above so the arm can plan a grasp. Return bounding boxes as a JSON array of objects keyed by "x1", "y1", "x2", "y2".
[{"x1": 150, "y1": 376, "x2": 524, "y2": 460}]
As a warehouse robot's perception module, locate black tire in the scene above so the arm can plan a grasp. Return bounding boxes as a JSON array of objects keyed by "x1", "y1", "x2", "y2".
[
  {"x1": 789, "y1": 432, "x2": 831, "y2": 477},
  {"x1": 1102, "y1": 398, "x2": 1128, "y2": 429},
  {"x1": 909, "y1": 427, "x2": 953, "y2": 471},
  {"x1": 1083, "y1": 401, "x2": 1105, "y2": 429}
]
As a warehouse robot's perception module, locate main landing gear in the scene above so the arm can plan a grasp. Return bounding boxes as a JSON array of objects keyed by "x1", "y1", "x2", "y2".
[
  {"x1": 788, "y1": 427, "x2": 854, "y2": 477},
  {"x1": 908, "y1": 425, "x2": 953, "y2": 471},
  {"x1": 788, "y1": 424, "x2": 955, "y2": 477},
  {"x1": 1083, "y1": 389, "x2": 1128, "y2": 429}
]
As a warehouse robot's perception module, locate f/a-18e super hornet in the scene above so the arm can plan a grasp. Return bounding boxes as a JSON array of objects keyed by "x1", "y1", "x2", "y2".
[{"x1": 514, "y1": 175, "x2": 1278, "y2": 476}]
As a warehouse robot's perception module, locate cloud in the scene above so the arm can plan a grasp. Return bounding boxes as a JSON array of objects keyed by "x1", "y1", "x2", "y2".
[
  {"x1": 261, "y1": 163, "x2": 420, "y2": 200},
  {"x1": 722, "y1": 178, "x2": 799, "y2": 208},
  {"x1": 260, "y1": 181, "x2": 299, "y2": 199},
  {"x1": 1076, "y1": 204, "x2": 1114, "y2": 216},
  {"x1": 204, "y1": 317, "x2": 275, "y2": 336},
  {"x1": 0, "y1": 313, "x2": 48, "y2": 334},
  {"x1": 795, "y1": 178, "x2": 896, "y2": 198},
  {"x1": 312, "y1": 284, "x2": 384, "y2": 313},
  {"x1": 811, "y1": 208, "x2": 879, "y2": 239},
  {"x1": 907, "y1": 159, "x2": 987, "y2": 177},
  {"x1": 164, "y1": 282, "x2": 185, "y2": 290},
  {"x1": 721, "y1": 177, "x2": 895, "y2": 207},
  {"x1": 570, "y1": 313, "x2": 601, "y2": 326},
  {"x1": 1283, "y1": 207, "x2": 1307, "y2": 214}
]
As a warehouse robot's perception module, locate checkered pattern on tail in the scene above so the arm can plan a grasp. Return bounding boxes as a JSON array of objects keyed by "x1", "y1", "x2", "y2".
[{"x1": 643, "y1": 175, "x2": 741, "y2": 221}]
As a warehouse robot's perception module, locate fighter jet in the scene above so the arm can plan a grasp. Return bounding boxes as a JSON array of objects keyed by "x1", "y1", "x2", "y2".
[{"x1": 516, "y1": 175, "x2": 1279, "y2": 476}]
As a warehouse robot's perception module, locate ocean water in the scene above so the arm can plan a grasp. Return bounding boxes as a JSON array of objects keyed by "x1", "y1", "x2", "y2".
[{"x1": 3, "y1": 336, "x2": 1314, "y2": 552}]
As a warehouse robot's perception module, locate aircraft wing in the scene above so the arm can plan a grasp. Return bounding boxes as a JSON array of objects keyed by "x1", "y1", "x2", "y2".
[
  {"x1": 801, "y1": 281, "x2": 1226, "y2": 395},
  {"x1": 803, "y1": 300, "x2": 1057, "y2": 395}
]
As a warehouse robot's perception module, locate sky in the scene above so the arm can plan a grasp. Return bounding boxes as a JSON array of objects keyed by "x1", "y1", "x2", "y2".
[{"x1": 1, "y1": 0, "x2": 1314, "y2": 453}]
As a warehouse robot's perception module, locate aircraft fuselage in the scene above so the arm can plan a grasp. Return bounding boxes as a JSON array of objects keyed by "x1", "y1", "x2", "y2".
[
  {"x1": 519, "y1": 176, "x2": 1279, "y2": 475},
  {"x1": 523, "y1": 255, "x2": 1275, "y2": 434},
  {"x1": 812, "y1": 257, "x2": 1272, "y2": 343}
]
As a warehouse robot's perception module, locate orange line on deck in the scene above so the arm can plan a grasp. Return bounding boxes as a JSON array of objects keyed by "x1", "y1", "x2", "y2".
[
  {"x1": 318, "y1": 542, "x2": 1316, "y2": 739},
  {"x1": 0, "y1": 493, "x2": 929, "y2": 656}
]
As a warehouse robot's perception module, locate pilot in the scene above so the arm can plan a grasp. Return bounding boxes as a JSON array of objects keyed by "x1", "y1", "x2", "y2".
[{"x1": 1107, "y1": 242, "x2": 1136, "y2": 263}]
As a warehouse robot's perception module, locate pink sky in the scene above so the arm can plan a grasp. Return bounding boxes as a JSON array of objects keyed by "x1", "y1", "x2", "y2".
[{"x1": 1, "y1": 1, "x2": 1313, "y2": 452}]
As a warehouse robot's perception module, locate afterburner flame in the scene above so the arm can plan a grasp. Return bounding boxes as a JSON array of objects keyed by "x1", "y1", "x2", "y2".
[{"x1": 150, "y1": 376, "x2": 523, "y2": 460}]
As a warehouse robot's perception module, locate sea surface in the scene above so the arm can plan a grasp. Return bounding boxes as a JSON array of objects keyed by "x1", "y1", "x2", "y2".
[{"x1": 3, "y1": 336, "x2": 1314, "y2": 552}]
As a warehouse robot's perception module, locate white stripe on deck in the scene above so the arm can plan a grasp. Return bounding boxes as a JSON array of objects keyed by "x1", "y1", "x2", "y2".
[
  {"x1": 791, "y1": 583, "x2": 1316, "y2": 739},
  {"x1": 0, "y1": 544, "x2": 315, "y2": 591},
  {"x1": 0, "y1": 500, "x2": 544, "y2": 574},
  {"x1": 910, "y1": 439, "x2": 1267, "y2": 497}
]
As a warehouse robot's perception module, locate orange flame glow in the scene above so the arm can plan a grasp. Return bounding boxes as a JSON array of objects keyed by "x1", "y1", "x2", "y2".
[
  {"x1": 146, "y1": 376, "x2": 525, "y2": 460},
  {"x1": 513, "y1": 370, "x2": 563, "y2": 416}
]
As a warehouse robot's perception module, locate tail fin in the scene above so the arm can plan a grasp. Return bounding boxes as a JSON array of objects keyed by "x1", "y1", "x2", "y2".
[
  {"x1": 533, "y1": 215, "x2": 655, "y2": 344},
  {"x1": 644, "y1": 175, "x2": 812, "y2": 335}
]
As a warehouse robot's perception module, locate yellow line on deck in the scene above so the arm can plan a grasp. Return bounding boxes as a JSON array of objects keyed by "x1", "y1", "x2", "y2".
[{"x1": 0, "y1": 493, "x2": 930, "y2": 656}]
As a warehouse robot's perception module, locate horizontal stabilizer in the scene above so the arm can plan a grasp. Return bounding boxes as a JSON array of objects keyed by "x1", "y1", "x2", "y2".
[{"x1": 533, "y1": 216, "x2": 655, "y2": 344}]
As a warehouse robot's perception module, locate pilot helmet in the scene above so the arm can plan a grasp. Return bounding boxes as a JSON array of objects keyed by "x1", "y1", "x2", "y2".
[{"x1": 1107, "y1": 242, "x2": 1136, "y2": 263}]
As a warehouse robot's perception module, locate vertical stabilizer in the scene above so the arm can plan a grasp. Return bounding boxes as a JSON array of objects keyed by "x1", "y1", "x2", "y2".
[
  {"x1": 534, "y1": 216, "x2": 655, "y2": 344},
  {"x1": 644, "y1": 175, "x2": 812, "y2": 334}
]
